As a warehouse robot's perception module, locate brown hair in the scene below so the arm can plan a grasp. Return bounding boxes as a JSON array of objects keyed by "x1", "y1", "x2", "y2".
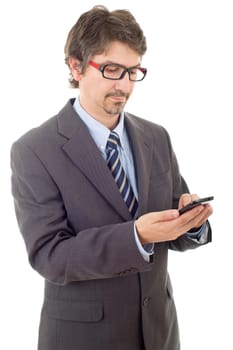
[{"x1": 64, "y1": 5, "x2": 147, "y2": 88}]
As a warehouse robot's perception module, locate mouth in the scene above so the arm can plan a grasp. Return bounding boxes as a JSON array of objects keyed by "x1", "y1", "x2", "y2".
[
  {"x1": 109, "y1": 96, "x2": 126, "y2": 102},
  {"x1": 106, "y1": 93, "x2": 129, "y2": 103}
]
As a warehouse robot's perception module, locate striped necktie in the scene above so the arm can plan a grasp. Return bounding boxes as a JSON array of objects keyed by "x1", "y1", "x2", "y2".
[{"x1": 106, "y1": 131, "x2": 138, "y2": 218}]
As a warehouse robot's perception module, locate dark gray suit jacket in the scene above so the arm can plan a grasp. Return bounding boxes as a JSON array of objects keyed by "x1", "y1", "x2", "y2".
[{"x1": 11, "y1": 99, "x2": 211, "y2": 350}]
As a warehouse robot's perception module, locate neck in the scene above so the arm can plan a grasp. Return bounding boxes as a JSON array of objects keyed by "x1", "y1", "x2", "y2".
[
  {"x1": 93, "y1": 114, "x2": 120, "y2": 130},
  {"x1": 79, "y1": 98, "x2": 121, "y2": 130}
]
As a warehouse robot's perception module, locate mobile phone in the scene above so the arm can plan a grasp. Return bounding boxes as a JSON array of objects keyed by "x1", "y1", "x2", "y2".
[{"x1": 179, "y1": 196, "x2": 214, "y2": 215}]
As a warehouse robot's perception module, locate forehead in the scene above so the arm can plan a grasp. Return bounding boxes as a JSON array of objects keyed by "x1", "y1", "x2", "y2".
[{"x1": 92, "y1": 41, "x2": 141, "y2": 66}]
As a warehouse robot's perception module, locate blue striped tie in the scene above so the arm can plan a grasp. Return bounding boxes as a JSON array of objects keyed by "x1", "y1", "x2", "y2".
[{"x1": 106, "y1": 131, "x2": 138, "y2": 218}]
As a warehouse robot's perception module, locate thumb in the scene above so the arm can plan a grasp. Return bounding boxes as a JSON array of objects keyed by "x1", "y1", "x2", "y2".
[{"x1": 151, "y1": 209, "x2": 179, "y2": 222}]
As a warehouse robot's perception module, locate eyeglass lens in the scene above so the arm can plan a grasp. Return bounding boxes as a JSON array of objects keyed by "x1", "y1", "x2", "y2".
[{"x1": 103, "y1": 64, "x2": 145, "y2": 81}]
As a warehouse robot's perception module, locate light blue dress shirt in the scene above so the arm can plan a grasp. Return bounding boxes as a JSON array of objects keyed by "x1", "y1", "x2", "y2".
[
  {"x1": 73, "y1": 98, "x2": 138, "y2": 198},
  {"x1": 73, "y1": 98, "x2": 208, "y2": 262}
]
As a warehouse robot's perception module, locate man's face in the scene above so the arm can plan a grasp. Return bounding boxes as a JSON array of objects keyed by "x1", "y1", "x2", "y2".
[{"x1": 70, "y1": 41, "x2": 141, "y2": 125}]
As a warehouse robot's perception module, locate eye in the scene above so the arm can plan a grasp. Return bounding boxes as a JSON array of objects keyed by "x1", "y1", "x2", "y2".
[
  {"x1": 105, "y1": 65, "x2": 122, "y2": 73},
  {"x1": 129, "y1": 68, "x2": 138, "y2": 76}
]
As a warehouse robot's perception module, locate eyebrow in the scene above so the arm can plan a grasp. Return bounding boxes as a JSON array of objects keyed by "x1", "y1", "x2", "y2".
[{"x1": 97, "y1": 60, "x2": 141, "y2": 68}]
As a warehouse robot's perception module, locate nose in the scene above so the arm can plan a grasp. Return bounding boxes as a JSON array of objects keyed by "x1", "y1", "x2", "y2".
[{"x1": 114, "y1": 72, "x2": 134, "y2": 91}]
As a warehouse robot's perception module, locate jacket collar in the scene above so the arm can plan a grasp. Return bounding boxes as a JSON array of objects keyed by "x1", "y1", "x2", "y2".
[{"x1": 57, "y1": 99, "x2": 152, "y2": 219}]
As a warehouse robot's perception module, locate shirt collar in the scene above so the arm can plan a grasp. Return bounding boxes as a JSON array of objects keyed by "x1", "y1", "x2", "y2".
[{"x1": 73, "y1": 97, "x2": 125, "y2": 151}]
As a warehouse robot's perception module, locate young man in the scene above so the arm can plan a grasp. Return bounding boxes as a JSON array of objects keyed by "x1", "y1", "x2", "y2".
[{"x1": 11, "y1": 6, "x2": 213, "y2": 350}]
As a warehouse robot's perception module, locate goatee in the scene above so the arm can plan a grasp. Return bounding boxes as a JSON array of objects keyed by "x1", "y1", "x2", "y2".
[{"x1": 104, "y1": 91, "x2": 129, "y2": 115}]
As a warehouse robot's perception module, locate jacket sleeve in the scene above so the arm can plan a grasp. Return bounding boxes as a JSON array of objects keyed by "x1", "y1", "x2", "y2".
[
  {"x1": 10, "y1": 140, "x2": 152, "y2": 285},
  {"x1": 161, "y1": 127, "x2": 212, "y2": 251}
]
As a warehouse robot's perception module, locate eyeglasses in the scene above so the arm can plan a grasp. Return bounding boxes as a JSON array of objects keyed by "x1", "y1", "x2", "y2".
[{"x1": 89, "y1": 61, "x2": 147, "y2": 82}]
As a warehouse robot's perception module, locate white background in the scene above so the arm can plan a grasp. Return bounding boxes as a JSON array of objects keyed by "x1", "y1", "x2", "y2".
[{"x1": 0, "y1": 1, "x2": 232, "y2": 349}]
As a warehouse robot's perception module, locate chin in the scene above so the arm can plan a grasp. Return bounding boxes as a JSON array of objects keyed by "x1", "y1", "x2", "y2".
[{"x1": 104, "y1": 103, "x2": 125, "y2": 116}]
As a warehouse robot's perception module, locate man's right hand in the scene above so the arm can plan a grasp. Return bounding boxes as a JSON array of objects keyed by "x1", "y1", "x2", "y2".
[{"x1": 135, "y1": 202, "x2": 212, "y2": 244}]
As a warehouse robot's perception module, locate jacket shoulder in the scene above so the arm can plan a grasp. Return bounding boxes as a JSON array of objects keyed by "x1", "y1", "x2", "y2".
[
  {"x1": 11, "y1": 100, "x2": 75, "y2": 151},
  {"x1": 15, "y1": 115, "x2": 58, "y2": 145},
  {"x1": 125, "y1": 112, "x2": 170, "y2": 141}
]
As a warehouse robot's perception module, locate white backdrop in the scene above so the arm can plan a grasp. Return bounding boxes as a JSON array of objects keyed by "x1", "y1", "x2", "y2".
[{"x1": 1, "y1": 1, "x2": 232, "y2": 349}]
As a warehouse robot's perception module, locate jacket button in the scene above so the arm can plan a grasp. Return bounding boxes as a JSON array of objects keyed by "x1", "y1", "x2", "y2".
[{"x1": 143, "y1": 297, "x2": 150, "y2": 307}]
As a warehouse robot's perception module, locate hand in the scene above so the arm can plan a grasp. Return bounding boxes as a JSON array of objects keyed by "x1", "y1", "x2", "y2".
[
  {"x1": 178, "y1": 193, "x2": 213, "y2": 229},
  {"x1": 135, "y1": 193, "x2": 213, "y2": 244}
]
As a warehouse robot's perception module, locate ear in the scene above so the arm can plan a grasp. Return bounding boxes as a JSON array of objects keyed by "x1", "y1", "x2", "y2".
[{"x1": 68, "y1": 57, "x2": 82, "y2": 81}]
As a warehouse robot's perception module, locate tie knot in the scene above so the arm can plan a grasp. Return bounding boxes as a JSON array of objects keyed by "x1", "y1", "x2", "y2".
[{"x1": 106, "y1": 131, "x2": 120, "y2": 151}]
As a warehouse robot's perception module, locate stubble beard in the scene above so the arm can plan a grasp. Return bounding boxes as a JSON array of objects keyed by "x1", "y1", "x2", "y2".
[
  {"x1": 103, "y1": 92, "x2": 129, "y2": 116},
  {"x1": 103, "y1": 102, "x2": 124, "y2": 116}
]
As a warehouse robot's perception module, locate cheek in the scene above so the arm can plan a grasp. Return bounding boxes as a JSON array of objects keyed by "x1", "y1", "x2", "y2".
[
  {"x1": 94, "y1": 81, "x2": 116, "y2": 97},
  {"x1": 80, "y1": 79, "x2": 107, "y2": 101},
  {"x1": 80, "y1": 73, "x2": 119, "y2": 98}
]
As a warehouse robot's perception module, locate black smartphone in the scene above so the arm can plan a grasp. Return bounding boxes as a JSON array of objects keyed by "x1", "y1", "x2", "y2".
[{"x1": 179, "y1": 196, "x2": 214, "y2": 215}]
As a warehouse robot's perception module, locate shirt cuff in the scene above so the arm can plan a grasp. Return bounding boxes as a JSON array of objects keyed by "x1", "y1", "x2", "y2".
[
  {"x1": 187, "y1": 223, "x2": 209, "y2": 244},
  {"x1": 133, "y1": 223, "x2": 154, "y2": 262}
]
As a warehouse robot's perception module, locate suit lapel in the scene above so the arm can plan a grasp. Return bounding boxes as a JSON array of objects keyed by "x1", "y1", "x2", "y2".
[
  {"x1": 125, "y1": 113, "x2": 153, "y2": 216},
  {"x1": 57, "y1": 100, "x2": 132, "y2": 221}
]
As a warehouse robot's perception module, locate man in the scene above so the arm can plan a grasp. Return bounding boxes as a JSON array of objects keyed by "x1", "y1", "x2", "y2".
[{"x1": 10, "y1": 5, "x2": 213, "y2": 350}]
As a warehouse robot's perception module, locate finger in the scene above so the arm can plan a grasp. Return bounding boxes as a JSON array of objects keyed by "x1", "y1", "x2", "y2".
[
  {"x1": 177, "y1": 205, "x2": 204, "y2": 229},
  {"x1": 191, "y1": 204, "x2": 213, "y2": 227},
  {"x1": 179, "y1": 193, "x2": 192, "y2": 208},
  {"x1": 190, "y1": 193, "x2": 198, "y2": 201},
  {"x1": 147, "y1": 209, "x2": 179, "y2": 223},
  {"x1": 178, "y1": 204, "x2": 212, "y2": 232}
]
